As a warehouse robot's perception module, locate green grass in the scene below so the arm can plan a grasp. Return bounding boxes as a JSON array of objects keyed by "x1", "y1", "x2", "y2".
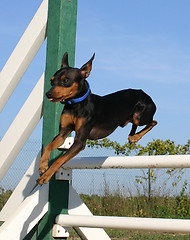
[
  {"x1": 80, "y1": 193, "x2": 187, "y2": 219},
  {"x1": 0, "y1": 188, "x2": 12, "y2": 211},
  {"x1": 68, "y1": 229, "x2": 190, "y2": 240}
]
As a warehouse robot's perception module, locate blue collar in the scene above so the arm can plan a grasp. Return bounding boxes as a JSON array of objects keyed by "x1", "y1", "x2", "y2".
[{"x1": 64, "y1": 81, "x2": 90, "y2": 105}]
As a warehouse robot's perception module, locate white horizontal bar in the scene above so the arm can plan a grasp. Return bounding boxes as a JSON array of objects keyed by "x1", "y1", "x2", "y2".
[
  {"x1": 56, "y1": 214, "x2": 190, "y2": 234},
  {"x1": 0, "y1": 0, "x2": 47, "y2": 112},
  {"x1": 0, "y1": 74, "x2": 44, "y2": 182},
  {"x1": 63, "y1": 155, "x2": 190, "y2": 169}
]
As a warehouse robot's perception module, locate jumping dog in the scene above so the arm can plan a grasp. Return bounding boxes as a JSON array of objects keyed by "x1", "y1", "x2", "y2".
[{"x1": 37, "y1": 53, "x2": 157, "y2": 184}]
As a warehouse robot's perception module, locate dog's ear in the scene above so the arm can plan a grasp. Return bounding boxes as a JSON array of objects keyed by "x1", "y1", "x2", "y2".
[
  {"x1": 61, "y1": 52, "x2": 69, "y2": 68},
  {"x1": 80, "y1": 53, "x2": 95, "y2": 78}
]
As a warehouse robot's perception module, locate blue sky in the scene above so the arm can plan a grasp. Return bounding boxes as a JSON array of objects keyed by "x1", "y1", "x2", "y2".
[{"x1": 1, "y1": 0, "x2": 190, "y2": 146}]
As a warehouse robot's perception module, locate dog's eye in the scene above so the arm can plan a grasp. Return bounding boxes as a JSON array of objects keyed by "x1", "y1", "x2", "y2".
[
  {"x1": 61, "y1": 78, "x2": 71, "y2": 87},
  {"x1": 63, "y1": 78, "x2": 69, "y2": 84}
]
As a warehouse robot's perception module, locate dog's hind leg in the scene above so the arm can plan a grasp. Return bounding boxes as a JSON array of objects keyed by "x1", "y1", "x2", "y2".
[
  {"x1": 129, "y1": 123, "x2": 137, "y2": 135},
  {"x1": 128, "y1": 120, "x2": 157, "y2": 143},
  {"x1": 128, "y1": 123, "x2": 137, "y2": 142}
]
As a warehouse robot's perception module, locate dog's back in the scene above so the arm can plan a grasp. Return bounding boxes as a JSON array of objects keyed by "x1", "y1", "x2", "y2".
[{"x1": 87, "y1": 89, "x2": 156, "y2": 140}]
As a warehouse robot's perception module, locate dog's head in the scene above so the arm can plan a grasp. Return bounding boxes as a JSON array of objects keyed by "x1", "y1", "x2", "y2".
[{"x1": 46, "y1": 52, "x2": 95, "y2": 103}]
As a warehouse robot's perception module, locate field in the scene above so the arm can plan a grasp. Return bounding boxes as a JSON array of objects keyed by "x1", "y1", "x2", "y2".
[
  {"x1": 1, "y1": 187, "x2": 190, "y2": 239},
  {"x1": 69, "y1": 193, "x2": 190, "y2": 239}
]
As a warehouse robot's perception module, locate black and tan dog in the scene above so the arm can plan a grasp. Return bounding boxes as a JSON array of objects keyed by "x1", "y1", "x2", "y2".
[{"x1": 37, "y1": 53, "x2": 157, "y2": 184}]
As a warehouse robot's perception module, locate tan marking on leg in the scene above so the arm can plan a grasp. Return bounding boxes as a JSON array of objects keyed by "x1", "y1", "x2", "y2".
[
  {"x1": 60, "y1": 113, "x2": 85, "y2": 131},
  {"x1": 128, "y1": 120, "x2": 157, "y2": 143},
  {"x1": 133, "y1": 112, "x2": 140, "y2": 125},
  {"x1": 39, "y1": 114, "x2": 85, "y2": 175},
  {"x1": 74, "y1": 117, "x2": 85, "y2": 131},
  {"x1": 38, "y1": 114, "x2": 86, "y2": 182},
  {"x1": 60, "y1": 114, "x2": 74, "y2": 129},
  {"x1": 37, "y1": 141, "x2": 84, "y2": 184},
  {"x1": 39, "y1": 128, "x2": 72, "y2": 174}
]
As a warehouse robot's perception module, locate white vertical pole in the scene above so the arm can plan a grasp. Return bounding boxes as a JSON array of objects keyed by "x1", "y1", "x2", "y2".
[{"x1": 0, "y1": 0, "x2": 48, "y2": 112}]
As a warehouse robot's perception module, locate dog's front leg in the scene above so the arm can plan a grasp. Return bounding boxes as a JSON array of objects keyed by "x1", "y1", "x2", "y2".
[
  {"x1": 39, "y1": 128, "x2": 71, "y2": 174},
  {"x1": 37, "y1": 138, "x2": 86, "y2": 185}
]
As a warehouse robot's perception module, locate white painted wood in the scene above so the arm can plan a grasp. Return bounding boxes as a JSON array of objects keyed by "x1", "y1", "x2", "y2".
[
  {"x1": 68, "y1": 185, "x2": 110, "y2": 240},
  {"x1": 63, "y1": 154, "x2": 190, "y2": 170},
  {"x1": 52, "y1": 224, "x2": 70, "y2": 238},
  {"x1": 0, "y1": 74, "x2": 44, "y2": 182},
  {"x1": 56, "y1": 214, "x2": 190, "y2": 234},
  {"x1": 0, "y1": 151, "x2": 41, "y2": 221},
  {"x1": 58, "y1": 137, "x2": 74, "y2": 150},
  {"x1": 0, "y1": 184, "x2": 49, "y2": 240},
  {"x1": 0, "y1": 0, "x2": 47, "y2": 112}
]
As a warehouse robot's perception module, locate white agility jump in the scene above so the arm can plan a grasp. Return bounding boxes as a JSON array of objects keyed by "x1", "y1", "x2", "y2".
[{"x1": 54, "y1": 154, "x2": 190, "y2": 237}]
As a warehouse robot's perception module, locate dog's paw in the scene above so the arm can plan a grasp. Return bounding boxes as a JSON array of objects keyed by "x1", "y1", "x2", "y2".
[
  {"x1": 39, "y1": 164, "x2": 48, "y2": 175},
  {"x1": 39, "y1": 157, "x2": 49, "y2": 174},
  {"x1": 128, "y1": 135, "x2": 141, "y2": 144},
  {"x1": 37, "y1": 177, "x2": 46, "y2": 185},
  {"x1": 37, "y1": 166, "x2": 56, "y2": 185},
  {"x1": 37, "y1": 172, "x2": 50, "y2": 185}
]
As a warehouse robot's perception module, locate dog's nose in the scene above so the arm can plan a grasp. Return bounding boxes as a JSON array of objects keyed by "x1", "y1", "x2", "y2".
[{"x1": 46, "y1": 90, "x2": 53, "y2": 100}]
